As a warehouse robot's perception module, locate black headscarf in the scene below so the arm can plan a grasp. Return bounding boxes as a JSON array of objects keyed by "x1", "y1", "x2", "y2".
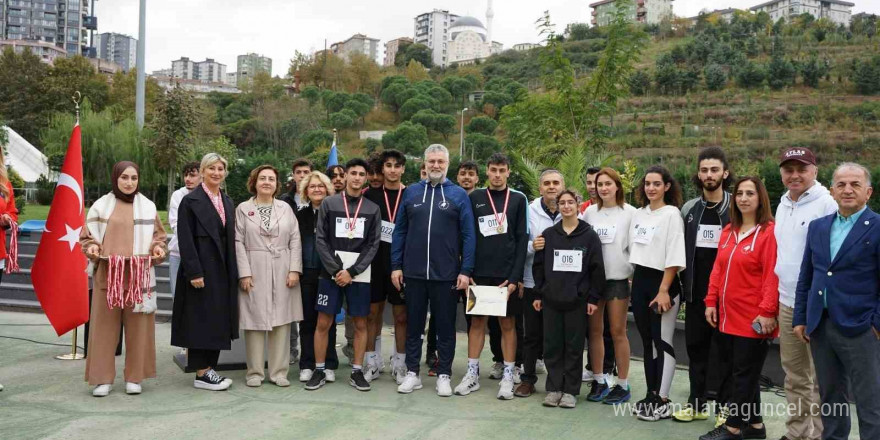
[{"x1": 112, "y1": 161, "x2": 140, "y2": 203}]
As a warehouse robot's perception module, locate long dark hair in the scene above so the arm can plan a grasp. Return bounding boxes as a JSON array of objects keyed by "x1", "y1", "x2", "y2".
[
  {"x1": 729, "y1": 177, "x2": 774, "y2": 230},
  {"x1": 636, "y1": 165, "x2": 683, "y2": 208}
]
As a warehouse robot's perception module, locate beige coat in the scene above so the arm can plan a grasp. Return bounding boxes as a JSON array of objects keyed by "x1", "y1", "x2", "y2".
[{"x1": 235, "y1": 198, "x2": 303, "y2": 331}]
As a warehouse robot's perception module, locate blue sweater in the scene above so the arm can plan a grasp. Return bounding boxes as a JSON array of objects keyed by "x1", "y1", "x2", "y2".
[{"x1": 391, "y1": 178, "x2": 475, "y2": 281}]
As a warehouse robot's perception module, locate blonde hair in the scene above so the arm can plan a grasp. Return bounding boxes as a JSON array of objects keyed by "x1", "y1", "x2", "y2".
[
  {"x1": 200, "y1": 153, "x2": 228, "y2": 176},
  {"x1": 0, "y1": 150, "x2": 9, "y2": 198},
  {"x1": 299, "y1": 171, "x2": 335, "y2": 205}
]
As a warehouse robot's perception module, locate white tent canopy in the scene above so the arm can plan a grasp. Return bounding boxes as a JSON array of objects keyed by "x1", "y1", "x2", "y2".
[{"x1": 3, "y1": 126, "x2": 48, "y2": 183}]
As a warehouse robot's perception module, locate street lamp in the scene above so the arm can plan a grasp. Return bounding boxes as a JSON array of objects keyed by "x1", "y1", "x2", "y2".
[{"x1": 459, "y1": 107, "x2": 468, "y2": 158}]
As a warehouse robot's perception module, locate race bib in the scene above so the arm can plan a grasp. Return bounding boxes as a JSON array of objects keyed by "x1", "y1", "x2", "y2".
[
  {"x1": 633, "y1": 224, "x2": 657, "y2": 245},
  {"x1": 593, "y1": 224, "x2": 617, "y2": 244},
  {"x1": 335, "y1": 217, "x2": 366, "y2": 239},
  {"x1": 553, "y1": 250, "x2": 583, "y2": 272},
  {"x1": 381, "y1": 220, "x2": 395, "y2": 243},
  {"x1": 478, "y1": 214, "x2": 508, "y2": 237},
  {"x1": 696, "y1": 224, "x2": 722, "y2": 249}
]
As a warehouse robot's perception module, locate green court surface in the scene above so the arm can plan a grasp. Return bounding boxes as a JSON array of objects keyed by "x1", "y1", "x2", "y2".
[{"x1": 0, "y1": 311, "x2": 858, "y2": 440}]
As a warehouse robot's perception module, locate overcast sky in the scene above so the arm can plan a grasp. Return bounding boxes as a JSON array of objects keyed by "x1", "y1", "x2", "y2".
[{"x1": 95, "y1": 0, "x2": 880, "y2": 76}]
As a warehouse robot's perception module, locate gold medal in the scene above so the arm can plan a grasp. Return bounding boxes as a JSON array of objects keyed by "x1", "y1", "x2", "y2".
[
  {"x1": 348, "y1": 231, "x2": 354, "y2": 239},
  {"x1": 497, "y1": 225, "x2": 504, "y2": 233}
]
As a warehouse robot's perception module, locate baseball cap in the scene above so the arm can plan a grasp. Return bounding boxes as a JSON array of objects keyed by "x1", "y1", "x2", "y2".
[{"x1": 779, "y1": 147, "x2": 817, "y2": 166}]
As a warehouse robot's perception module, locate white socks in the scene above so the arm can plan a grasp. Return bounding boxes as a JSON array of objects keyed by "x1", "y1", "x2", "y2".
[
  {"x1": 597, "y1": 374, "x2": 607, "y2": 385},
  {"x1": 618, "y1": 378, "x2": 628, "y2": 388},
  {"x1": 467, "y1": 358, "x2": 480, "y2": 375},
  {"x1": 503, "y1": 361, "x2": 515, "y2": 379}
]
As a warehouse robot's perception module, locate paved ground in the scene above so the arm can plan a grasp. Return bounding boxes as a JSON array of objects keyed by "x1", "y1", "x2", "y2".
[{"x1": 0, "y1": 311, "x2": 858, "y2": 440}]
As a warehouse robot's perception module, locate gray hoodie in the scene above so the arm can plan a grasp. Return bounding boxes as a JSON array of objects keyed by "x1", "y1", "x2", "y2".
[{"x1": 774, "y1": 181, "x2": 837, "y2": 308}]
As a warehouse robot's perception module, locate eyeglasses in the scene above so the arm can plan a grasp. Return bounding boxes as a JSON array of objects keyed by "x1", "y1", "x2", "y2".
[{"x1": 308, "y1": 184, "x2": 326, "y2": 190}]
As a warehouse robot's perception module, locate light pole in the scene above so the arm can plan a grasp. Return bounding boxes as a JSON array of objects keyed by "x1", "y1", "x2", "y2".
[
  {"x1": 459, "y1": 107, "x2": 468, "y2": 157},
  {"x1": 135, "y1": 0, "x2": 146, "y2": 129}
]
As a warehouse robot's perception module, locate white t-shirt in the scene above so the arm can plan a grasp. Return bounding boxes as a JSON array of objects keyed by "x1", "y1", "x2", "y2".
[
  {"x1": 582, "y1": 203, "x2": 636, "y2": 281},
  {"x1": 168, "y1": 186, "x2": 191, "y2": 257},
  {"x1": 628, "y1": 204, "x2": 687, "y2": 272}
]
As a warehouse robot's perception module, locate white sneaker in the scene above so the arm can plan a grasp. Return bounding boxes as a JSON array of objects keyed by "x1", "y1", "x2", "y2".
[
  {"x1": 325, "y1": 370, "x2": 336, "y2": 382},
  {"x1": 436, "y1": 374, "x2": 453, "y2": 397},
  {"x1": 299, "y1": 369, "x2": 314, "y2": 383},
  {"x1": 582, "y1": 368, "x2": 594, "y2": 383},
  {"x1": 125, "y1": 382, "x2": 142, "y2": 395},
  {"x1": 513, "y1": 366, "x2": 522, "y2": 384},
  {"x1": 0, "y1": 383, "x2": 4, "y2": 391},
  {"x1": 489, "y1": 362, "x2": 504, "y2": 379},
  {"x1": 394, "y1": 364, "x2": 407, "y2": 385},
  {"x1": 364, "y1": 361, "x2": 380, "y2": 383},
  {"x1": 92, "y1": 384, "x2": 112, "y2": 397},
  {"x1": 397, "y1": 372, "x2": 423, "y2": 394},
  {"x1": 536, "y1": 359, "x2": 547, "y2": 374},
  {"x1": 497, "y1": 376, "x2": 514, "y2": 400},
  {"x1": 454, "y1": 371, "x2": 481, "y2": 396}
]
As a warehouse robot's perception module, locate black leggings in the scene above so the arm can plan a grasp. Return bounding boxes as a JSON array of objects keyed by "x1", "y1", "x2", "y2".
[
  {"x1": 631, "y1": 265, "x2": 680, "y2": 398},
  {"x1": 715, "y1": 332, "x2": 769, "y2": 428}
]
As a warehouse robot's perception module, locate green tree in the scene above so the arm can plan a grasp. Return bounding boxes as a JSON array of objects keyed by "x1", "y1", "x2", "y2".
[
  {"x1": 433, "y1": 114, "x2": 456, "y2": 141},
  {"x1": 301, "y1": 129, "x2": 334, "y2": 154},
  {"x1": 464, "y1": 133, "x2": 501, "y2": 161},
  {"x1": 628, "y1": 70, "x2": 651, "y2": 96},
  {"x1": 736, "y1": 60, "x2": 767, "y2": 88},
  {"x1": 801, "y1": 55, "x2": 829, "y2": 88},
  {"x1": 853, "y1": 56, "x2": 880, "y2": 95},
  {"x1": 704, "y1": 63, "x2": 727, "y2": 91},
  {"x1": 300, "y1": 85, "x2": 321, "y2": 106},
  {"x1": 442, "y1": 76, "x2": 475, "y2": 106},
  {"x1": 381, "y1": 121, "x2": 429, "y2": 155},
  {"x1": 410, "y1": 109, "x2": 437, "y2": 130},
  {"x1": 399, "y1": 96, "x2": 435, "y2": 120},
  {"x1": 328, "y1": 111, "x2": 354, "y2": 129},
  {"x1": 150, "y1": 83, "x2": 198, "y2": 201},
  {"x1": 0, "y1": 47, "x2": 49, "y2": 142},
  {"x1": 396, "y1": 43, "x2": 433, "y2": 69},
  {"x1": 767, "y1": 37, "x2": 795, "y2": 90},
  {"x1": 380, "y1": 83, "x2": 408, "y2": 111},
  {"x1": 45, "y1": 56, "x2": 110, "y2": 114},
  {"x1": 405, "y1": 59, "x2": 430, "y2": 83},
  {"x1": 324, "y1": 91, "x2": 350, "y2": 113},
  {"x1": 465, "y1": 116, "x2": 498, "y2": 135},
  {"x1": 343, "y1": 100, "x2": 371, "y2": 121}
]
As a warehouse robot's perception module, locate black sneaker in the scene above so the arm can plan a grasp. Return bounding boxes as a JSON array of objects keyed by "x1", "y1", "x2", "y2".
[
  {"x1": 632, "y1": 392, "x2": 654, "y2": 414},
  {"x1": 586, "y1": 381, "x2": 610, "y2": 402},
  {"x1": 602, "y1": 384, "x2": 631, "y2": 404},
  {"x1": 699, "y1": 426, "x2": 743, "y2": 440},
  {"x1": 194, "y1": 368, "x2": 230, "y2": 391},
  {"x1": 305, "y1": 369, "x2": 327, "y2": 391},
  {"x1": 741, "y1": 425, "x2": 766, "y2": 440},
  {"x1": 350, "y1": 370, "x2": 371, "y2": 391}
]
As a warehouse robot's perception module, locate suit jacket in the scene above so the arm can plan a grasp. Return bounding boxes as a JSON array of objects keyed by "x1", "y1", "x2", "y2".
[{"x1": 794, "y1": 207, "x2": 880, "y2": 337}]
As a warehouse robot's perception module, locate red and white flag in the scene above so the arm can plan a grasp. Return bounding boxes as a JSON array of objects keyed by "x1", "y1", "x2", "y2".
[{"x1": 31, "y1": 124, "x2": 89, "y2": 336}]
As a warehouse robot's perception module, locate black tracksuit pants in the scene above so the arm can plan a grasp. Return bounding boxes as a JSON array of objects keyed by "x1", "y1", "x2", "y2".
[{"x1": 543, "y1": 302, "x2": 587, "y2": 396}]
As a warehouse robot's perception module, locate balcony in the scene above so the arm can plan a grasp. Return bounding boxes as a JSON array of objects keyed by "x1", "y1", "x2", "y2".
[{"x1": 83, "y1": 15, "x2": 96, "y2": 30}]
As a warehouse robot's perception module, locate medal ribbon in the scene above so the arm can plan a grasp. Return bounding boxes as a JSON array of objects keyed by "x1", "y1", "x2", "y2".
[
  {"x1": 383, "y1": 185, "x2": 405, "y2": 223},
  {"x1": 342, "y1": 192, "x2": 364, "y2": 237},
  {"x1": 487, "y1": 188, "x2": 510, "y2": 231}
]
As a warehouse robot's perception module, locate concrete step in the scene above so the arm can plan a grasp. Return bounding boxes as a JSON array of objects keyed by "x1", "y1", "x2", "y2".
[{"x1": 0, "y1": 297, "x2": 171, "y2": 319}]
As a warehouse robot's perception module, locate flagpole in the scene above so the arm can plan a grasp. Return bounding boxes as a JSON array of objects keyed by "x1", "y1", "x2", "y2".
[{"x1": 55, "y1": 90, "x2": 85, "y2": 361}]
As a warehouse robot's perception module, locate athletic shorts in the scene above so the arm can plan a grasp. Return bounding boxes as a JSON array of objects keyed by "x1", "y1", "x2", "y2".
[
  {"x1": 370, "y1": 271, "x2": 405, "y2": 305},
  {"x1": 468, "y1": 276, "x2": 523, "y2": 318},
  {"x1": 602, "y1": 279, "x2": 631, "y2": 301},
  {"x1": 316, "y1": 278, "x2": 371, "y2": 317}
]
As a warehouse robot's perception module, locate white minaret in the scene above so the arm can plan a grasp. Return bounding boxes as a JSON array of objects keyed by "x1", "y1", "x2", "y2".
[{"x1": 486, "y1": 0, "x2": 494, "y2": 47}]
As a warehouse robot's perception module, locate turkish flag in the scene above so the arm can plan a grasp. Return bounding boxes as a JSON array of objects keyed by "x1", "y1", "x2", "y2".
[{"x1": 31, "y1": 124, "x2": 89, "y2": 336}]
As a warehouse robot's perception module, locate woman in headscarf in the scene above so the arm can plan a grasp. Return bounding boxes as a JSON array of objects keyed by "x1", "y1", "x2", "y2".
[
  {"x1": 171, "y1": 153, "x2": 239, "y2": 391},
  {"x1": 235, "y1": 165, "x2": 303, "y2": 387},
  {"x1": 81, "y1": 161, "x2": 167, "y2": 397}
]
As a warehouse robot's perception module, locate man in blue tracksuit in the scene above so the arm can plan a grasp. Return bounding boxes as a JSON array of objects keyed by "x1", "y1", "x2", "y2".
[{"x1": 391, "y1": 144, "x2": 476, "y2": 396}]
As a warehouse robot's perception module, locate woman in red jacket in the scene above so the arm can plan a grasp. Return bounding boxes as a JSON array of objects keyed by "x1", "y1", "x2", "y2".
[
  {"x1": 0, "y1": 156, "x2": 18, "y2": 280},
  {"x1": 701, "y1": 177, "x2": 778, "y2": 440}
]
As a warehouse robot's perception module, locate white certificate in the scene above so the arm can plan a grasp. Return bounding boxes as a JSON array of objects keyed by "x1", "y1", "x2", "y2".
[
  {"x1": 335, "y1": 217, "x2": 366, "y2": 239},
  {"x1": 633, "y1": 224, "x2": 657, "y2": 245},
  {"x1": 466, "y1": 285, "x2": 509, "y2": 316},
  {"x1": 478, "y1": 214, "x2": 508, "y2": 237},
  {"x1": 593, "y1": 224, "x2": 617, "y2": 244},
  {"x1": 335, "y1": 250, "x2": 371, "y2": 283},
  {"x1": 553, "y1": 250, "x2": 583, "y2": 272},
  {"x1": 380, "y1": 220, "x2": 395, "y2": 243},
  {"x1": 696, "y1": 224, "x2": 722, "y2": 249}
]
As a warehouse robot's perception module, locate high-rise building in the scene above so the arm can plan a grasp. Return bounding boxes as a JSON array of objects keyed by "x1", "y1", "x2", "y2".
[
  {"x1": 96, "y1": 32, "x2": 136, "y2": 72},
  {"x1": 56, "y1": 0, "x2": 94, "y2": 56},
  {"x1": 0, "y1": 39, "x2": 66, "y2": 64},
  {"x1": 237, "y1": 52, "x2": 272, "y2": 84},
  {"x1": 331, "y1": 33, "x2": 380, "y2": 63},
  {"x1": 384, "y1": 37, "x2": 412, "y2": 67},
  {"x1": 750, "y1": 0, "x2": 854, "y2": 27},
  {"x1": 590, "y1": 0, "x2": 673, "y2": 27},
  {"x1": 413, "y1": 9, "x2": 459, "y2": 67},
  {"x1": 194, "y1": 58, "x2": 226, "y2": 83},
  {"x1": 171, "y1": 56, "x2": 195, "y2": 79},
  {"x1": 0, "y1": 0, "x2": 95, "y2": 57}
]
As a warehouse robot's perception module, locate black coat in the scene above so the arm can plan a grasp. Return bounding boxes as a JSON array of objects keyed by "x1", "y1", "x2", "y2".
[
  {"x1": 171, "y1": 185, "x2": 239, "y2": 350},
  {"x1": 533, "y1": 220, "x2": 606, "y2": 309}
]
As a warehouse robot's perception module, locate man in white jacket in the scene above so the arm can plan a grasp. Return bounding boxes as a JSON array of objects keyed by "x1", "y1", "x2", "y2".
[
  {"x1": 168, "y1": 162, "x2": 201, "y2": 298},
  {"x1": 774, "y1": 147, "x2": 837, "y2": 440},
  {"x1": 514, "y1": 169, "x2": 564, "y2": 398}
]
